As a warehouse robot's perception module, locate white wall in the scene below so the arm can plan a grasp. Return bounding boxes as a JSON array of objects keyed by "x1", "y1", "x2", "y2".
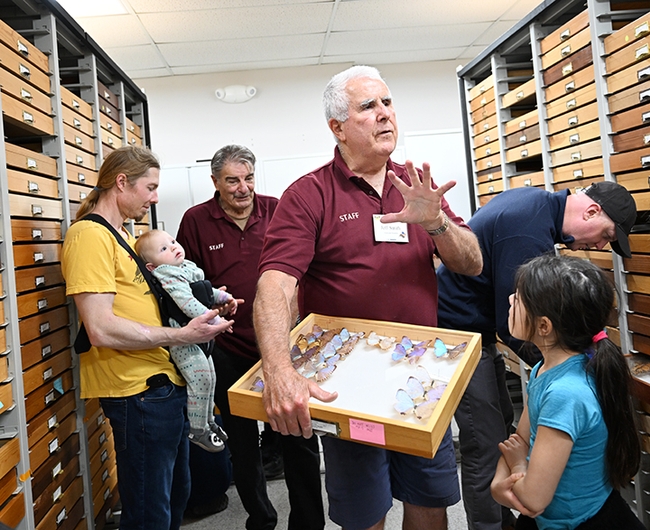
[{"x1": 135, "y1": 60, "x2": 470, "y2": 233}]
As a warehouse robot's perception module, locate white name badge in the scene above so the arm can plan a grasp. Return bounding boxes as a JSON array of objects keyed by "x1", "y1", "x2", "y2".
[{"x1": 372, "y1": 214, "x2": 409, "y2": 243}]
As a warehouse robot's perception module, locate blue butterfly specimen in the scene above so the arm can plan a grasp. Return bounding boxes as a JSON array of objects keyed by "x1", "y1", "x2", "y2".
[
  {"x1": 392, "y1": 343, "x2": 408, "y2": 362},
  {"x1": 408, "y1": 346, "x2": 426, "y2": 364},
  {"x1": 433, "y1": 338, "x2": 468, "y2": 359},
  {"x1": 393, "y1": 386, "x2": 444, "y2": 420},
  {"x1": 250, "y1": 376, "x2": 264, "y2": 393}
]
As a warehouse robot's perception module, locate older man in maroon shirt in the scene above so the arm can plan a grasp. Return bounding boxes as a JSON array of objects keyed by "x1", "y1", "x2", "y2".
[
  {"x1": 176, "y1": 145, "x2": 324, "y2": 530},
  {"x1": 254, "y1": 66, "x2": 482, "y2": 530}
]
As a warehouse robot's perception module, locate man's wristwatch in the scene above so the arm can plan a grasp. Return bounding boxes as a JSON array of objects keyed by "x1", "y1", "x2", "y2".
[{"x1": 426, "y1": 213, "x2": 449, "y2": 236}]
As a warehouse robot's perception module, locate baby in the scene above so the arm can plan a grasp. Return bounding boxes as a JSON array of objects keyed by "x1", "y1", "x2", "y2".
[{"x1": 136, "y1": 229, "x2": 235, "y2": 452}]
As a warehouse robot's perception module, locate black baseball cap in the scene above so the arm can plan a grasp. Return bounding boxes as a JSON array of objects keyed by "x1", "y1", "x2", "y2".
[{"x1": 584, "y1": 182, "x2": 636, "y2": 258}]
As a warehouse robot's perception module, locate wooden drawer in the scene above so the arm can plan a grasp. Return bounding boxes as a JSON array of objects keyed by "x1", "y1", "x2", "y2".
[
  {"x1": 91, "y1": 452, "x2": 116, "y2": 497},
  {"x1": 102, "y1": 143, "x2": 115, "y2": 159},
  {"x1": 100, "y1": 113, "x2": 122, "y2": 138},
  {"x1": 605, "y1": 13, "x2": 650, "y2": 56},
  {"x1": 33, "y1": 455, "x2": 79, "y2": 525},
  {"x1": 0, "y1": 357, "x2": 6, "y2": 382},
  {"x1": 93, "y1": 474, "x2": 118, "y2": 519},
  {"x1": 545, "y1": 65, "x2": 595, "y2": 102},
  {"x1": 504, "y1": 123, "x2": 540, "y2": 149},
  {"x1": 31, "y1": 433, "x2": 79, "y2": 501},
  {"x1": 8, "y1": 193, "x2": 63, "y2": 220},
  {"x1": 85, "y1": 406, "x2": 107, "y2": 439},
  {"x1": 84, "y1": 397, "x2": 102, "y2": 422},
  {"x1": 134, "y1": 223, "x2": 150, "y2": 237},
  {"x1": 65, "y1": 144, "x2": 97, "y2": 171},
  {"x1": 501, "y1": 77, "x2": 536, "y2": 108},
  {"x1": 541, "y1": 26, "x2": 591, "y2": 71},
  {"x1": 616, "y1": 168, "x2": 650, "y2": 191},
  {"x1": 5, "y1": 142, "x2": 57, "y2": 177},
  {"x1": 0, "y1": 437, "x2": 20, "y2": 481},
  {"x1": 99, "y1": 97, "x2": 120, "y2": 122},
  {"x1": 548, "y1": 121, "x2": 601, "y2": 151},
  {"x1": 63, "y1": 123, "x2": 95, "y2": 154},
  {"x1": 68, "y1": 181, "x2": 93, "y2": 203},
  {"x1": 547, "y1": 101, "x2": 599, "y2": 135},
  {"x1": 66, "y1": 163, "x2": 98, "y2": 187},
  {"x1": 607, "y1": 78, "x2": 650, "y2": 115},
  {"x1": 477, "y1": 179, "x2": 503, "y2": 195},
  {"x1": 2, "y1": 92, "x2": 54, "y2": 135},
  {"x1": 626, "y1": 255, "x2": 650, "y2": 277},
  {"x1": 476, "y1": 168, "x2": 502, "y2": 183},
  {"x1": 29, "y1": 409, "x2": 76, "y2": 471},
  {"x1": 88, "y1": 421, "x2": 113, "y2": 458},
  {"x1": 472, "y1": 114, "x2": 498, "y2": 136},
  {"x1": 469, "y1": 86, "x2": 495, "y2": 112},
  {"x1": 504, "y1": 109, "x2": 539, "y2": 136},
  {"x1": 471, "y1": 99, "x2": 496, "y2": 124},
  {"x1": 540, "y1": 9, "x2": 590, "y2": 55},
  {"x1": 0, "y1": 329, "x2": 6, "y2": 354},
  {"x1": 101, "y1": 128, "x2": 122, "y2": 149},
  {"x1": 12, "y1": 242, "x2": 61, "y2": 268},
  {"x1": 0, "y1": 381, "x2": 11, "y2": 415},
  {"x1": 125, "y1": 117, "x2": 142, "y2": 138},
  {"x1": 0, "y1": 68, "x2": 51, "y2": 115},
  {"x1": 24, "y1": 369, "x2": 74, "y2": 422},
  {"x1": 14, "y1": 263, "x2": 64, "y2": 294},
  {"x1": 613, "y1": 126, "x2": 650, "y2": 153},
  {"x1": 7, "y1": 168, "x2": 59, "y2": 199},
  {"x1": 546, "y1": 82, "x2": 597, "y2": 120},
  {"x1": 27, "y1": 389, "x2": 76, "y2": 448},
  {"x1": 60, "y1": 86, "x2": 93, "y2": 121},
  {"x1": 97, "y1": 80, "x2": 120, "y2": 109},
  {"x1": 629, "y1": 293, "x2": 650, "y2": 317},
  {"x1": 126, "y1": 131, "x2": 143, "y2": 147},
  {"x1": 474, "y1": 139, "x2": 500, "y2": 160},
  {"x1": 549, "y1": 139, "x2": 602, "y2": 167},
  {"x1": 505, "y1": 139, "x2": 542, "y2": 163},
  {"x1": 543, "y1": 44, "x2": 592, "y2": 87},
  {"x1": 0, "y1": 491, "x2": 24, "y2": 529},
  {"x1": 606, "y1": 34, "x2": 650, "y2": 76},
  {"x1": 509, "y1": 171, "x2": 545, "y2": 188},
  {"x1": 61, "y1": 104, "x2": 94, "y2": 138},
  {"x1": 0, "y1": 19, "x2": 49, "y2": 73},
  {"x1": 11, "y1": 219, "x2": 61, "y2": 243},
  {"x1": 468, "y1": 75, "x2": 494, "y2": 101},
  {"x1": 473, "y1": 124, "x2": 498, "y2": 149},
  {"x1": 611, "y1": 101, "x2": 650, "y2": 133},
  {"x1": 476, "y1": 152, "x2": 501, "y2": 172},
  {"x1": 553, "y1": 175, "x2": 604, "y2": 193},
  {"x1": 23, "y1": 349, "x2": 72, "y2": 395},
  {"x1": 36, "y1": 476, "x2": 83, "y2": 530},
  {"x1": 17, "y1": 285, "x2": 66, "y2": 319},
  {"x1": 610, "y1": 145, "x2": 650, "y2": 174},
  {"x1": 629, "y1": 274, "x2": 650, "y2": 296},
  {"x1": 0, "y1": 41, "x2": 50, "y2": 93},
  {"x1": 90, "y1": 441, "x2": 114, "y2": 482},
  {"x1": 0, "y1": 468, "x2": 16, "y2": 508},
  {"x1": 607, "y1": 56, "x2": 650, "y2": 95},
  {"x1": 630, "y1": 233, "x2": 650, "y2": 254},
  {"x1": 21, "y1": 329, "x2": 70, "y2": 370}
]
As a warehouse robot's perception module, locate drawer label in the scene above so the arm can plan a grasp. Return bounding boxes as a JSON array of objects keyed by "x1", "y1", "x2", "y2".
[
  {"x1": 37, "y1": 298, "x2": 48, "y2": 310},
  {"x1": 48, "y1": 437, "x2": 59, "y2": 454},
  {"x1": 20, "y1": 88, "x2": 32, "y2": 101},
  {"x1": 519, "y1": 134, "x2": 527, "y2": 143},
  {"x1": 53, "y1": 485, "x2": 62, "y2": 503},
  {"x1": 636, "y1": 44, "x2": 649, "y2": 61},
  {"x1": 107, "y1": 122, "x2": 113, "y2": 130},
  {"x1": 75, "y1": 136, "x2": 83, "y2": 146},
  {"x1": 565, "y1": 81, "x2": 575, "y2": 93},
  {"x1": 77, "y1": 173, "x2": 86, "y2": 183},
  {"x1": 56, "y1": 508, "x2": 66, "y2": 525},
  {"x1": 22, "y1": 111, "x2": 34, "y2": 124},
  {"x1": 561, "y1": 45, "x2": 571, "y2": 57},
  {"x1": 27, "y1": 157, "x2": 38, "y2": 169},
  {"x1": 32, "y1": 228, "x2": 42, "y2": 239},
  {"x1": 45, "y1": 390, "x2": 55, "y2": 404},
  {"x1": 519, "y1": 120, "x2": 526, "y2": 129},
  {"x1": 644, "y1": 134, "x2": 650, "y2": 145},
  {"x1": 641, "y1": 155, "x2": 650, "y2": 168},
  {"x1": 638, "y1": 66, "x2": 650, "y2": 81},
  {"x1": 566, "y1": 98, "x2": 576, "y2": 109},
  {"x1": 40, "y1": 321, "x2": 50, "y2": 333},
  {"x1": 636, "y1": 22, "x2": 649, "y2": 38},
  {"x1": 516, "y1": 90, "x2": 524, "y2": 100},
  {"x1": 35, "y1": 275, "x2": 46, "y2": 287},
  {"x1": 642, "y1": 112, "x2": 650, "y2": 123},
  {"x1": 42, "y1": 344, "x2": 52, "y2": 357},
  {"x1": 488, "y1": 185, "x2": 495, "y2": 193},
  {"x1": 33, "y1": 252, "x2": 44, "y2": 263},
  {"x1": 562, "y1": 63, "x2": 573, "y2": 76},
  {"x1": 97, "y1": 413, "x2": 104, "y2": 425},
  {"x1": 17, "y1": 41, "x2": 29, "y2": 56},
  {"x1": 641, "y1": 89, "x2": 650, "y2": 103},
  {"x1": 72, "y1": 99, "x2": 80, "y2": 109},
  {"x1": 79, "y1": 192, "x2": 87, "y2": 200},
  {"x1": 28, "y1": 181, "x2": 39, "y2": 193},
  {"x1": 48, "y1": 413, "x2": 58, "y2": 429},
  {"x1": 104, "y1": 487, "x2": 110, "y2": 500},
  {"x1": 568, "y1": 116, "x2": 578, "y2": 126},
  {"x1": 560, "y1": 29, "x2": 571, "y2": 40},
  {"x1": 524, "y1": 179, "x2": 532, "y2": 186},
  {"x1": 571, "y1": 152, "x2": 582, "y2": 161},
  {"x1": 101, "y1": 449, "x2": 108, "y2": 462},
  {"x1": 76, "y1": 155, "x2": 83, "y2": 164},
  {"x1": 52, "y1": 461, "x2": 62, "y2": 478},
  {"x1": 102, "y1": 469, "x2": 109, "y2": 482},
  {"x1": 43, "y1": 367, "x2": 53, "y2": 381},
  {"x1": 573, "y1": 169, "x2": 583, "y2": 178},
  {"x1": 73, "y1": 118, "x2": 81, "y2": 128},
  {"x1": 569, "y1": 134, "x2": 580, "y2": 144},
  {"x1": 31, "y1": 204, "x2": 43, "y2": 216},
  {"x1": 19, "y1": 63, "x2": 30, "y2": 78},
  {"x1": 99, "y1": 431, "x2": 107, "y2": 445},
  {"x1": 521, "y1": 149, "x2": 528, "y2": 158}
]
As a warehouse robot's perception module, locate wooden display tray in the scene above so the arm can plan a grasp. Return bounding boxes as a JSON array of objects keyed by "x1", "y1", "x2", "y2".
[{"x1": 229, "y1": 314, "x2": 480, "y2": 458}]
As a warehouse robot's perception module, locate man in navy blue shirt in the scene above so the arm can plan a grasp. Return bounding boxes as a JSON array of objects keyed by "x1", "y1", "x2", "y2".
[{"x1": 437, "y1": 182, "x2": 636, "y2": 530}]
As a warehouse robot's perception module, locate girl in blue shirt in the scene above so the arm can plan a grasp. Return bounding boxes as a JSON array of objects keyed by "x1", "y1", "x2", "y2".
[{"x1": 491, "y1": 254, "x2": 643, "y2": 529}]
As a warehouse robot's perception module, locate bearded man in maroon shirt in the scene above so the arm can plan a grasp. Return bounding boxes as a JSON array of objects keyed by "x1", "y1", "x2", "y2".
[{"x1": 254, "y1": 66, "x2": 483, "y2": 530}]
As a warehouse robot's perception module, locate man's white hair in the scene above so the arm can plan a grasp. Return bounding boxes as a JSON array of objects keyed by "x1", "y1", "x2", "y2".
[{"x1": 322, "y1": 65, "x2": 388, "y2": 122}]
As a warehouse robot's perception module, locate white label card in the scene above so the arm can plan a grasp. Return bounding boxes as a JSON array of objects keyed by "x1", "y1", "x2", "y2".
[{"x1": 372, "y1": 215, "x2": 409, "y2": 243}]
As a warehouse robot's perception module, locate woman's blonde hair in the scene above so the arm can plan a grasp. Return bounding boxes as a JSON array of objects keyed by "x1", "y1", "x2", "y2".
[{"x1": 75, "y1": 146, "x2": 160, "y2": 221}]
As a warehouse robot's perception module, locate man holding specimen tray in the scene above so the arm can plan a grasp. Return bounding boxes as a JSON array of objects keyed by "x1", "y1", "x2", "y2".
[{"x1": 254, "y1": 65, "x2": 482, "y2": 530}]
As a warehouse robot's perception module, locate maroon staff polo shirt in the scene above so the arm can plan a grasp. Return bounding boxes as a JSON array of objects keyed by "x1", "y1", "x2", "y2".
[
  {"x1": 177, "y1": 192, "x2": 278, "y2": 360},
  {"x1": 259, "y1": 148, "x2": 469, "y2": 328}
]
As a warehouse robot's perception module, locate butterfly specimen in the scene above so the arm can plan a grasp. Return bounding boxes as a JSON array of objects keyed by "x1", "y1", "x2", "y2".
[
  {"x1": 250, "y1": 376, "x2": 265, "y2": 392},
  {"x1": 391, "y1": 336, "x2": 431, "y2": 364},
  {"x1": 432, "y1": 338, "x2": 468, "y2": 360},
  {"x1": 394, "y1": 368, "x2": 447, "y2": 420},
  {"x1": 366, "y1": 331, "x2": 397, "y2": 350}
]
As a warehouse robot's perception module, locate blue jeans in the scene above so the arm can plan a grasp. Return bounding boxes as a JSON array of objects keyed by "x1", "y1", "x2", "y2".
[{"x1": 100, "y1": 383, "x2": 191, "y2": 530}]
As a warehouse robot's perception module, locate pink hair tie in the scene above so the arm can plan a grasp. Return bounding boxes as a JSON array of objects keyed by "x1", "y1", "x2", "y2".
[{"x1": 592, "y1": 330, "x2": 608, "y2": 343}]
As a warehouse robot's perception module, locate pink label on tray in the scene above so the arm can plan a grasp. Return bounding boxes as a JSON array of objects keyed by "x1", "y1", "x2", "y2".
[{"x1": 349, "y1": 419, "x2": 385, "y2": 445}]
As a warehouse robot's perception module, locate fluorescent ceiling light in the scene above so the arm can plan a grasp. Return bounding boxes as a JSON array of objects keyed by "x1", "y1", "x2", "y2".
[{"x1": 54, "y1": 0, "x2": 127, "y2": 17}]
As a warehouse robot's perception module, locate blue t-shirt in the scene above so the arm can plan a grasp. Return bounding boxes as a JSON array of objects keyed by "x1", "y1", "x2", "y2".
[{"x1": 528, "y1": 355, "x2": 611, "y2": 529}]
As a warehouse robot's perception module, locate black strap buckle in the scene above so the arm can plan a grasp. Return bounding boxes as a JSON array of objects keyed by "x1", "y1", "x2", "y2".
[{"x1": 146, "y1": 373, "x2": 171, "y2": 388}]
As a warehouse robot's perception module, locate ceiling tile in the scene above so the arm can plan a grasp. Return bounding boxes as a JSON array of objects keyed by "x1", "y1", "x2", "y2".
[
  {"x1": 72, "y1": 14, "x2": 151, "y2": 47},
  {"x1": 127, "y1": 0, "x2": 326, "y2": 12},
  {"x1": 472, "y1": 19, "x2": 522, "y2": 46},
  {"x1": 130, "y1": 67, "x2": 173, "y2": 79},
  {"x1": 103, "y1": 44, "x2": 168, "y2": 71},
  {"x1": 322, "y1": 47, "x2": 467, "y2": 65},
  {"x1": 169, "y1": 57, "x2": 319, "y2": 76},
  {"x1": 502, "y1": 0, "x2": 548, "y2": 20}
]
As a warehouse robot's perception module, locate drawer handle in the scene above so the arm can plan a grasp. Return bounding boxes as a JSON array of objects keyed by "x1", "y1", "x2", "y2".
[
  {"x1": 75, "y1": 136, "x2": 83, "y2": 146},
  {"x1": 48, "y1": 437, "x2": 59, "y2": 455},
  {"x1": 644, "y1": 134, "x2": 650, "y2": 145},
  {"x1": 35, "y1": 275, "x2": 46, "y2": 287},
  {"x1": 97, "y1": 413, "x2": 104, "y2": 425},
  {"x1": 571, "y1": 152, "x2": 582, "y2": 161},
  {"x1": 73, "y1": 118, "x2": 81, "y2": 128},
  {"x1": 521, "y1": 149, "x2": 528, "y2": 158},
  {"x1": 55, "y1": 507, "x2": 66, "y2": 526},
  {"x1": 486, "y1": 161, "x2": 493, "y2": 168},
  {"x1": 636, "y1": 21, "x2": 650, "y2": 38},
  {"x1": 103, "y1": 487, "x2": 111, "y2": 501},
  {"x1": 20, "y1": 88, "x2": 32, "y2": 102},
  {"x1": 105, "y1": 106, "x2": 112, "y2": 115},
  {"x1": 31, "y1": 204, "x2": 43, "y2": 216},
  {"x1": 47, "y1": 412, "x2": 57, "y2": 429},
  {"x1": 53, "y1": 485, "x2": 62, "y2": 503},
  {"x1": 642, "y1": 111, "x2": 650, "y2": 123},
  {"x1": 108, "y1": 137, "x2": 114, "y2": 145},
  {"x1": 131, "y1": 137, "x2": 137, "y2": 145},
  {"x1": 642, "y1": 155, "x2": 650, "y2": 168},
  {"x1": 566, "y1": 99, "x2": 577, "y2": 111},
  {"x1": 519, "y1": 120, "x2": 526, "y2": 129},
  {"x1": 519, "y1": 134, "x2": 527, "y2": 143},
  {"x1": 560, "y1": 29, "x2": 571, "y2": 40},
  {"x1": 17, "y1": 40, "x2": 29, "y2": 56},
  {"x1": 636, "y1": 44, "x2": 650, "y2": 61},
  {"x1": 101, "y1": 449, "x2": 109, "y2": 462},
  {"x1": 569, "y1": 134, "x2": 580, "y2": 144},
  {"x1": 640, "y1": 89, "x2": 650, "y2": 103},
  {"x1": 487, "y1": 173, "x2": 494, "y2": 181},
  {"x1": 37, "y1": 298, "x2": 48, "y2": 310},
  {"x1": 573, "y1": 169, "x2": 583, "y2": 178},
  {"x1": 562, "y1": 63, "x2": 574, "y2": 76},
  {"x1": 79, "y1": 192, "x2": 87, "y2": 200},
  {"x1": 32, "y1": 228, "x2": 42, "y2": 240},
  {"x1": 19, "y1": 63, "x2": 30, "y2": 79},
  {"x1": 40, "y1": 321, "x2": 50, "y2": 334},
  {"x1": 561, "y1": 45, "x2": 571, "y2": 57},
  {"x1": 104, "y1": 90, "x2": 111, "y2": 99},
  {"x1": 480, "y1": 84, "x2": 487, "y2": 93},
  {"x1": 484, "y1": 122, "x2": 490, "y2": 130},
  {"x1": 45, "y1": 388, "x2": 55, "y2": 403},
  {"x1": 485, "y1": 148, "x2": 491, "y2": 155},
  {"x1": 27, "y1": 157, "x2": 37, "y2": 169},
  {"x1": 102, "y1": 469, "x2": 110, "y2": 483},
  {"x1": 565, "y1": 81, "x2": 575, "y2": 93},
  {"x1": 99, "y1": 431, "x2": 107, "y2": 444},
  {"x1": 524, "y1": 178, "x2": 532, "y2": 186},
  {"x1": 34, "y1": 251, "x2": 45, "y2": 262},
  {"x1": 516, "y1": 90, "x2": 524, "y2": 100},
  {"x1": 568, "y1": 116, "x2": 578, "y2": 126},
  {"x1": 22, "y1": 111, "x2": 34, "y2": 124},
  {"x1": 43, "y1": 367, "x2": 53, "y2": 381},
  {"x1": 76, "y1": 155, "x2": 83, "y2": 165},
  {"x1": 28, "y1": 181, "x2": 40, "y2": 193},
  {"x1": 488, "y1": 185, "x2": 495, "y2": 193},
  {"x1": 42, "y1": 344, "x2": 52, "y2": 357},
  {"x1": 638, "y1": 66, "x2": 650, "y2": 81},
  {"x1": 107, "y1": 122, "x2": 113, "y2": 131},
  {"x1": 72, "y1": 99, "x2": 80, "y2": 109},
  {"x1": 78, "y1": 173, "x2": 86, "y2": 183},
  {"x1": 129, "y1": 124, "x2": 135, "y2": 132},
  {"x1": 484, "y1": 135, "x2": 490, "y2": 143},
  {"x1": 480, "y1": 97, "x2": 487, "y2": 105}
]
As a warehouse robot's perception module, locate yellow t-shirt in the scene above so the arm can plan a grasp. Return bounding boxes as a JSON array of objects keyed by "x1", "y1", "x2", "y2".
[{"x1": 62, "y1": 220, "x2": 184, "y2": 398}]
